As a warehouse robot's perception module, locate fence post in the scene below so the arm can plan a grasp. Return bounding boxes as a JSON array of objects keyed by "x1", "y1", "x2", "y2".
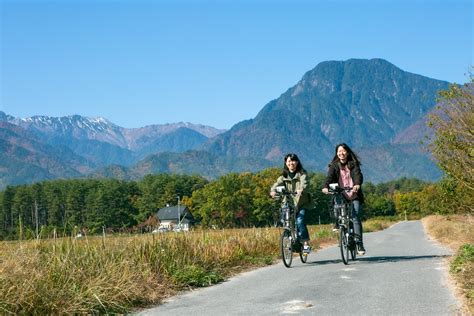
[{"x1": 102, "y1": 226, "x2": 106, "y2": 248}]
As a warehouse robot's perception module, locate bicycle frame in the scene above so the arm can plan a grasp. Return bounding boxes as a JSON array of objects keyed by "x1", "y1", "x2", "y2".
[
  {"x1": 275, "y1": 186, "x2": 308, "y2": 268},
  {"x1": 329, "y1": 184, "x2": 357, "y2": 264},
  {"x1": 281, "y1": 201, "x2": 298, "y2": 247}
]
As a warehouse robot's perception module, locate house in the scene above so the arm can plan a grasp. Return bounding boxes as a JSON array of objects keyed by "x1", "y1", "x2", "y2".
[{"x1": 156, "y1": 205, "x2": 195, "y2": 231}]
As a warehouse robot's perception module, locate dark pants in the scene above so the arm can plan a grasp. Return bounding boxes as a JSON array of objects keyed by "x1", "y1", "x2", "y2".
[
  {"x1": 296, "y1": 209, "x2": 309, "y2": 241},
  {"x1": 352, "y1": 200, "x2": 363, "y2": 243}
]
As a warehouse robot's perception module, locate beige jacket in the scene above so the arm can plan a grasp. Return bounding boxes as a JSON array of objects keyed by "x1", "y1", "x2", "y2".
[{"x1": 270, "y1": 172, "x2": 314, "y2": 210}]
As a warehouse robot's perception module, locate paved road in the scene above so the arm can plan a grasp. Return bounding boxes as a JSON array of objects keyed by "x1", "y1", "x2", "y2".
[{"x1": 137, "y1": 221, "x2": 461, "y2": 315}]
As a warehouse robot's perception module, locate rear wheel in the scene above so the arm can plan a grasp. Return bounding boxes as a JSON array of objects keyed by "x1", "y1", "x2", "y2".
[
  {"x1": 300, "y1": 242, "x2": 308, "y2": 263},
  {"x1": 350, "y1": 238, "x2": 357, "y2": 261},
  {"x1": 340, "y1": 227, "x2": 349, "y2": 265},
  {"x1": 349, "y1": 225, "x2": 357, "y2": 261},
  {"x1": 280, "y1": 230, "x2": 293, "y2": 268}
]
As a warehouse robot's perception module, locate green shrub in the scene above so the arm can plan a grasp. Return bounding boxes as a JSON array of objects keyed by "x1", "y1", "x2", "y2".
[
  {"x1": 451, "y1": 244, "x2": 474, "y2": 274},
  {"x1": 171, "y1": 265, "x2": 224, "y2": 287}
]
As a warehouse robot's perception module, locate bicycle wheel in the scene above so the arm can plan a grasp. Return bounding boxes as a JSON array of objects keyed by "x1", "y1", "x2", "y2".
[
  {"x1": 299, "y1": 242, "x2": 308, "y2": 263},
  {"x1": 280, "y1": 230, "x2": 293, "y2": 268},
  {"x1": 339, "y1": 227, "x2": 349, "y2": 265},
  {"x1": 350, "y1": 235, "x2": 357, "y2": 261},
  {"x1": 351, "y1": 248, "x2": 357, "y2": 260}
]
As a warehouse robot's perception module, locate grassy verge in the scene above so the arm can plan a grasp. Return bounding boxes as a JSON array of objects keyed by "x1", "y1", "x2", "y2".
[
  {"x1": 0, "y1": 218, "x2": 397, "y2": 314},
  {"x1": 422, "y1": 214, "x2": 474, "y2": 314},
  {"x1": 0, "y1": 228, "x2": 281, "y2": 314}
]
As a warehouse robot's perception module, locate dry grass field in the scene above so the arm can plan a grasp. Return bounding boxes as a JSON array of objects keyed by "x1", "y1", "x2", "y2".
[
  {"x1": 0, "y1": 217, "x2": 415, "y2": 314},
  {"x1": 423, "y1": 214, "x2": 474, "y2": 315}
]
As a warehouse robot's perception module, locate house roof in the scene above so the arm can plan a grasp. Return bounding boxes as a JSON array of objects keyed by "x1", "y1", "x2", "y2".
[{"x1": 157, "y1": 205, "x2": 194, "y2": 221}]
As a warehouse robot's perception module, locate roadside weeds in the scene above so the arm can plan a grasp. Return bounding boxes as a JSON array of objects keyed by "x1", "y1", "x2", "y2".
[{"x1": 422, "y1": 215, "x2": 473, "y2": 315}]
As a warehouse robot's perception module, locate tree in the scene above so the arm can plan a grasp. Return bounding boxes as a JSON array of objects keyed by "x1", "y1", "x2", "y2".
[
  {"x1": 43, "y1": 181, "x2": 66, "y2": 229},
  {"x1": 65, "y1": 180, "x2": 87, "y2": 231},
  {"x1": 393, "y1": 191, "x2": 421, "y2": 217},
  {"x1": 0, "y1": 186, "x2": 15, "y2": 238},
  {"x1": 11, "y1": 185, "x2": 34, "y2": 238},
  {"x1": 251, "y1": 168, "x2": 281, "y2": 226},
  {"x1": 428, "y1": 78, "x2": 473, "y2": 213},
  {"x1": 364, "y1": 194, "x2": 395, "y2": 217},
  {"x1": 188, "y1": 172, "x2": 265, "y2": 228},
  {"x1": 136, "y1": 174, "x2": 207, "y2": 223},
  {"x1": 308, "y1": 172, "x2": 332, "y2": 224}
]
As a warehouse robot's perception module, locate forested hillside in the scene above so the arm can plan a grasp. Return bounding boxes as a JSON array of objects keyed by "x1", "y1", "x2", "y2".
[{"x1": 0, "y1": 170, "x2": 446, "y2": 240}]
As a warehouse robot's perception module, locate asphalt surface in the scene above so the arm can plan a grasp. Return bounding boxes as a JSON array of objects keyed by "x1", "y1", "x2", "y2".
[{"x1": 136, "y1": 220, "x2": 462, "y2": 315}]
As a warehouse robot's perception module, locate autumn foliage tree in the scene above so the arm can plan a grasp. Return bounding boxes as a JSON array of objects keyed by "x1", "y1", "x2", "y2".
[{"x1": 428, "y1": 77, "x2": 473, "y2": 213}]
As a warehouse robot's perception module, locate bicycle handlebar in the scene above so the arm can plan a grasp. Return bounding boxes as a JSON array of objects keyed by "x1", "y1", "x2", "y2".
[
  {"x1": 272, "y1": 186, "x2": 297, "y2": 199},
  {"x1": 327, "y1": 185, "x2": 353, "y2": 194}
]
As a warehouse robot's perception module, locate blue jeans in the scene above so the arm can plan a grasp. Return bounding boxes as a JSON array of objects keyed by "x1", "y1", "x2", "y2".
[
  {"x1": 296, "y1": 209, "x2": 309, "y2": 241},
  {"x1": 352, "y1": 200, "x2": 363, "y2": 243}
]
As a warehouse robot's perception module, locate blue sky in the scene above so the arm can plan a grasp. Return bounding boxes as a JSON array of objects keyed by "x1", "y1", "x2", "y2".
[{"x1": 1, "y1": 0, "x2": 472, "y2": 129}]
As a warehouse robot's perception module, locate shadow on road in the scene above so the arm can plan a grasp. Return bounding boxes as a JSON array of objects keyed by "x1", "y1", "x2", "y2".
[
  {"x1": 306, "y1": 258, "x2": 342, "y2": 265},
  {"x1": 355, "y1": 254, "x2": 451, "y2": 264},
  {"x1": 305, "y1": 254, "x2": 450, "y2": 266}
]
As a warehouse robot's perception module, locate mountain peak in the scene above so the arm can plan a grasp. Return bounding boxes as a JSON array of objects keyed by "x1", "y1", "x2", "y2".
[
  {"x1": 0, "y1": 59, "x2": 452, "y2": 186},
  {"x1": 0, "y1": 111, "x2": 16, "y2": 122},
  {"x1": 205, "y1": 58, "x2": 449, "y2": 181}
]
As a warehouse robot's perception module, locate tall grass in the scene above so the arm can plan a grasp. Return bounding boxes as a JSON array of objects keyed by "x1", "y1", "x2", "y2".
[
  {"x1": 0, "y1": 218, "x2": 397, "y2": 314},
  {"x1": 0, "y1": 228, "x2": 280, "y2": 314}
]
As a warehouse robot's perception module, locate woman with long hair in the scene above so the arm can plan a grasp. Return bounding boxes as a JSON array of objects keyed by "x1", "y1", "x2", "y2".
[
  {"x1": 270, "y1": 153, "x2": 314, "y2": 252},
  {"x1": 322, "y1": 143, "x2": 366, "y2": 255}
]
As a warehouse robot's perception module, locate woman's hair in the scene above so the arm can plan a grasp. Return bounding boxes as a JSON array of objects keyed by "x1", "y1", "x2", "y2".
[
  {"x1": 329, "y1": 143, "x2": 361, "y2": 166},
  {"x1": 282, "y1": 153, "x2": 306, "y2": 177}
]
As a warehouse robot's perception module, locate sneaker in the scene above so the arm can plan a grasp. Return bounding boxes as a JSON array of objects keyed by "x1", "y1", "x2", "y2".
[
  {"x1": 357, "y1": 243, "x2": 366, "y2": 255},
  {"x1": 332, "y1": 223, "x2": 339, "y2": 232},
  {"x1": 303, "y1": 242, "x2": 311, "y2": 254}
]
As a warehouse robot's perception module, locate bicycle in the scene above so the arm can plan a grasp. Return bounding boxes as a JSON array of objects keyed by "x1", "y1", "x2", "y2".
[
  {"x1": 274, "y1": 185, "x2": 309, "y2": 268},
  {"x1": 328, "y1": 183, "x2": 357, "y2": 265}
]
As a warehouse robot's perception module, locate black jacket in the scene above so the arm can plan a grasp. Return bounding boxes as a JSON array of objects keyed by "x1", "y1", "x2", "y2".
[{"x1": 323, "y1": 161, "x2": 364, "y2": 203}]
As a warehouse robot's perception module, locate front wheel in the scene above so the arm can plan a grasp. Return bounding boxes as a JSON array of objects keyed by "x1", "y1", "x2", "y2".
[
  {"x1": 280, "y1": 230, "x2": 293, "y2": 268},
  {"x1": 339, "y1": 227, "x2": 349, "y2": 265}
]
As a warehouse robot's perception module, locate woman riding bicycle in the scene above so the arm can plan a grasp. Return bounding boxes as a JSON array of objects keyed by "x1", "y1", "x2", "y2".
[
  {"x1": 322, "y1": 143, "x2": 366, "y2": 255},
  {"x1": 270, "y1": 153, "x2": 314, "y2": 252}
]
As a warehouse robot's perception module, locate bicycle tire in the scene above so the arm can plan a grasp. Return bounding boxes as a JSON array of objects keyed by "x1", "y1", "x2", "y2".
[
  {"x1": 350, "y1": 235, "x2": 357, "y2": 261},
  {"x1": 300, "y1": 244, "x2": 308, "y2": 263},
  {"x1": 339, "y1": 227, "x2": 349, "y2": 265},
  {"x1": 280, "y1": 229, "x2": 293, "y2": 268},
  {"x1": 351, "y1": 233, "x2": 357, "y2": 261},
  {"x1": 351, "y1": 247, "x2": 357, "y2": 260}
]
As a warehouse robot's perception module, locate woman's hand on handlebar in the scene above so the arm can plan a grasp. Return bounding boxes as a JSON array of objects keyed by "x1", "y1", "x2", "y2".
[
  {"x1": 352, "y1": 185, "x2": 360, "y2": 193},
  {"x1": 322, "y1": 188, "x2": 329, "y2": 195},
  {"x1": 270, "y1": 191, "x2": 277, "y2": 198}
]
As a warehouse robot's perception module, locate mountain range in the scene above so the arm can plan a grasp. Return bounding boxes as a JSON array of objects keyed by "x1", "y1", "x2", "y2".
[{"x1": 0, "y1": 58, "x2": 449, "y2": 189}]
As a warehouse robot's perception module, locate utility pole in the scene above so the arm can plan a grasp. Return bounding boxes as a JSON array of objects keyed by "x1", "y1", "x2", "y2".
[
  {"x1": 177, "y1": 195, "x2": 181, "y2": 229},
  {"x1": 35, "y1": 200, "x2": 39, "y2": 239}
]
